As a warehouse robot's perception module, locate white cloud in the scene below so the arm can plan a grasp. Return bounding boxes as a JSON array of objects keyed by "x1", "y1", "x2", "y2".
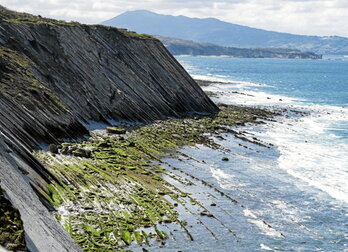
[{"x1": 1, "y1": 0, "x2": 347, "y2": 37}]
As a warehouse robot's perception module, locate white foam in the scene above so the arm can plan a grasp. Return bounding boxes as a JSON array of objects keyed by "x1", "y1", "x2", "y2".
[
  {"x1": 202, "y1": 83, "x2": 301, "y2": 106},
  {"x1": 193, "y1": 74, "x2": 269, "y2": 88},
  {"x1": 202, "y1": 73, "x2": 348, "y2": 204},
  {"x1": 248, "y1": 100, "x2": 348, "y2": 204},
  {"x1": 260, "y1": 243, "x2": 275, "y2": 251},
  {"x1": 243, "y1": 209, "x2": 284, "y2": 238},
  {"x1": 210, "y1": 165, "x2": 247, "y2": 189},
  {"x1": 210, "y1": 166, "x2": 234, "y2": 190},
  {"x1": 275, "y1": 110, "x2": 346, "y2": 203}
]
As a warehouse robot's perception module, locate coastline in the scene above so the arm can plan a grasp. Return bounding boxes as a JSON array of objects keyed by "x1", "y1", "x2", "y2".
[
  {"x1": 1, "y1": 7, "x2": 346, "y2": 251},
  {"x1": 32, "y1": 79, "x2": 307, "y2": 251},
  {"x1": 156, "y1": 79, "x2": 347, "y2": 251},
  {"x1": 34, "y1": 89, "x2": 284, "y2": 250},
  {"x1": 32, "y1": 78, "x2": 347, "y2": 251},
  {"x1": 23, "y1": 78, "x2": 345, "y2": 251}
]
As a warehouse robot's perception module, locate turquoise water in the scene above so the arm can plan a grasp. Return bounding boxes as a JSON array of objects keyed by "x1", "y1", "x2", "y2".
[
  {"x1": 178, "y1": 56, "x2": 348, "y2": 107},
  {"x1": 171, "y1": 56, "x2": 348, "y2": 251}
]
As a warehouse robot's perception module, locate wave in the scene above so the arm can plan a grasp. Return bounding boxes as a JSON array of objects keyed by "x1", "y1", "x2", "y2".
[
  {"x1": 203, "y1": 75, "x2": 348, "y2": 205},
  {"x1": 203, "y1": 84, "x2": 301, "y2": 105},
  {"x1": 192, "y1": 74, "x2": 270, "y2": 88}
]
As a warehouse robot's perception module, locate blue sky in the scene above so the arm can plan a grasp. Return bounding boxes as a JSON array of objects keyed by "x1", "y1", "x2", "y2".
[{"x1": 2, "y1": 0, "x2": 348, "y2": 37}]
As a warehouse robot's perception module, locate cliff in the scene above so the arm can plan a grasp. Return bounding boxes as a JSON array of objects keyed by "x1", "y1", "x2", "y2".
[
  {"x1": 0, "y1": 6, "x2": 217, "y2": 251},
  {"x1": 157, "y1": 36, "x2": 322, "y2": 59}
]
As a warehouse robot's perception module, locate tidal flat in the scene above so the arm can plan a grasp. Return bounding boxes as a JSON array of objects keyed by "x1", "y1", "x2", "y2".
[{"x1": 35, "y1": 103, "x2": 282, "y2": 251}]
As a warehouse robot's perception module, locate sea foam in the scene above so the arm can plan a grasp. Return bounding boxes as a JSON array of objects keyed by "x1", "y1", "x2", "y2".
[{"x1": 204, "y1": 80, "x2": 348, "y2": 204}]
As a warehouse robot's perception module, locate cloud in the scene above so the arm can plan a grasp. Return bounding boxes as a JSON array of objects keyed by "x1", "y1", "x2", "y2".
[{"x1": 1, "y1": 0, "x2": 347, "y2": 37}]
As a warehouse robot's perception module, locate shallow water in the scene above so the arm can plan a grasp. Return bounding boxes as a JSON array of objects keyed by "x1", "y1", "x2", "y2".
[{"x1": 148, "y1": 56, "x2": 348, "y2": 251}]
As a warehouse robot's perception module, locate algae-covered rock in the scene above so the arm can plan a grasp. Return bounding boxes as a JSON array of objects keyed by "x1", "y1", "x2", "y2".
[
  {"x1": 34, "y1": 103, "x2": 275, "y2": 251},
  {"x1": 72, "y1": 148, "x2": 92, "y2": 158},
  {"x1": 106, "y1": 127, "x2": 127, "y2": 135},
  {"x1": 0, "y1": 186, "x2": 27, "y2": 251},
  {"x1": 120, "y1": 230, "x2": 132, "y2": 245}
]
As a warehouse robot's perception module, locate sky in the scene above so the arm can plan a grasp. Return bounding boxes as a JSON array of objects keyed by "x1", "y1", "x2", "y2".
[{"x1": 1, "y1": 0, "x2": 348, "y2": 37}]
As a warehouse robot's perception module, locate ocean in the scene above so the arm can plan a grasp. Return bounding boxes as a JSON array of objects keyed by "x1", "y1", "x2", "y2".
[{"x1": 165, "y1": 56, "x2": 348, "y2": 251}]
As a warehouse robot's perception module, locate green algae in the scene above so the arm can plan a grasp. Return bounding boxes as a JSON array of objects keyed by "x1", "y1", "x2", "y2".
[
  {"x1": 35, "y1": 104, "x2": 275, "y2": 251},
  {"x1": 0, "y1": 186, "x2": 27, "y2": 251}
]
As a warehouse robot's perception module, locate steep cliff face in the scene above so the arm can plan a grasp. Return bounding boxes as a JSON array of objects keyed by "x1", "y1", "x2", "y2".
[{"x1": 0, "y1": 7, "x2": 218, "y2": 251}]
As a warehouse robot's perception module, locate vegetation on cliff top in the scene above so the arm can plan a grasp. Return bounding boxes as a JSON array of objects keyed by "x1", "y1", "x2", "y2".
[{"x1": 0, "y1": 6, "x2": 154, "y2": 40}]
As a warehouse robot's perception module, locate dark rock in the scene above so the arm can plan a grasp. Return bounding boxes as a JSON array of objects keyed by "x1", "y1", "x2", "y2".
[
  {"x1": 222, "y1": 156, "x2": 229, "y2": 161},
  {"x1": 72, "y1": 148, "x2": 92, "y2": 158},
  {"x1": 97, "y1": 142, "x2": 112, "y2": 148},
  {"x1": 48, "y1": 144, "x2": 58, "y2": 154},
  {"x1": 200, "y1": 211, "x2": 214, "y2": 218}
]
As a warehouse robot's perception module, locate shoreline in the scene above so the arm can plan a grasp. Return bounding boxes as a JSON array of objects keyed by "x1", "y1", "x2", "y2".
[
  {"x1": 32, "y1": 78, "x2": 348, "y2": 251},
  {"x1": 34, "y1": 99, "x2": 284, "y2": 250},
  {"x1": 30, "y1": 78, "x2": 347, "y2": 251}
]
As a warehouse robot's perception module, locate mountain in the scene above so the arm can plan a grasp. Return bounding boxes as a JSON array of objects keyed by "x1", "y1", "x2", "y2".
[
  {"x1": 0, "y1": 6, "x2": 217, "y2": 251},
  {"x1": 102, "y1": 10, "x2": 348, "y2": 55},
  {"x1": 157, "y1": 36, "x2": 322, "y2": 59}
]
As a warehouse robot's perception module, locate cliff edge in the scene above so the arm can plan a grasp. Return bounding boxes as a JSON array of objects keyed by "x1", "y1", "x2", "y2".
[{"x1": 0, "y1": 6, "x2": 217, "y2": 251}]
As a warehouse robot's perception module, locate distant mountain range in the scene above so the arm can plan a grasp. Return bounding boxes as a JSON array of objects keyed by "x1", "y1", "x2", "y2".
[
  {"x1": 157, "y1": 36, "x2": 321, "y2": 59},
  {"x1": 102, "y1": 10, "x2": 348, "y2": 55}
]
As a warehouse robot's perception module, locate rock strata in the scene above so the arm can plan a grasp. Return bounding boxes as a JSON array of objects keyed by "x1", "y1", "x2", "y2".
[{"x1": 0, "y1": 6, "x2": 218, "y2": 251}]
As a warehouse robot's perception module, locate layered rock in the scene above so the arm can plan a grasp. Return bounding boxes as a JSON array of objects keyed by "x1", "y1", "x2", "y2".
[{"x1": 0, "y1": 6, "x2": 218, "y2": 251}]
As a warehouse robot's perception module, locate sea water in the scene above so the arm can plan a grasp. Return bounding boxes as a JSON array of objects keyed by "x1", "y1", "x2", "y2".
[{"x1": 171, "y1": 56, "x2": 348, "y2": 251}]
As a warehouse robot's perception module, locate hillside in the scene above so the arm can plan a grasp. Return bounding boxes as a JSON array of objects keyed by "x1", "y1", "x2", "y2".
[
  {"x1": 157, "y1": 36, "x2": 322, "y2": 59},
  {"x1": 102, "y1": 10, "x2": 348, "y2": 55},
  {"x1": 0, "y1": 6, "x2": 217, "y2": 251}
]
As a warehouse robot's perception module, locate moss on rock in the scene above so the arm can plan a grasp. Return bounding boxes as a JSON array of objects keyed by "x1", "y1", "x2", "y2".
[{"x1": 0, "y1": 186, "x2": 27, "y2": 251}]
